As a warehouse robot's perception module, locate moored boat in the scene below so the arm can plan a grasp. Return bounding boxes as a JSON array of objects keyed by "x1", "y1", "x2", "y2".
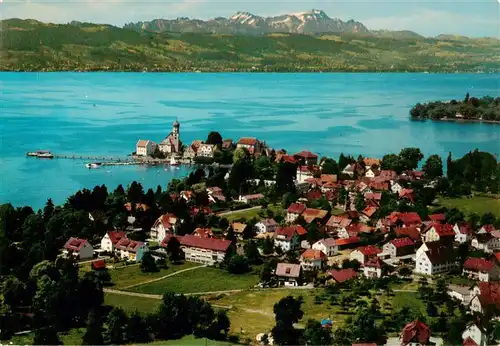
[
  {"x1": 169, "y1": 156, "x2": 180, "y2": 166},
  {"x1": 85, "y1": 162, "x2": 102, "y2": 169}
]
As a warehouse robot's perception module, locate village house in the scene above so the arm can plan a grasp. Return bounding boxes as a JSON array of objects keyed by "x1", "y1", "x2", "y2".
[
  {"x1": 454, "y1": 222, "x2": 474, "y2": 243},
  {"x1": 136, "y1": 139, "x2": 156, "y2": 157},
  {"x1": 184, "y1": 140, "x2": 203, "y2": 159},
  {"x1": 115, "y1": 238, "x2": 148, "y2": 262},
  {"x1": 379, "y1": 170, "x2": 397, "y2": 181},
  {"x1": 447, "y1": 284, "x2": 473, "y2": 305},
  {"x1": 362, "y1": 157, "x2": 380, "y2": 169},
  {"x1": 63, "y1": 237, "x2": 94, "y2": 260},
  {"x1": 428, "y1": 213, "x2": 446, "y2": 223},
  {"x1": 150, "y1": 213, "x2": 178, "y2": 242},
  {"x1": 293, "y1": 150, "x2": 318, "y2": 165},
  {"x1": 399, "y1": 188, "x2": 415, "y2": 203},
  {"x1": 301, "y1": 208, "x2": 329, "y2": 224},
  {"x1": 472, "y1": 231, "x2": 500, "y2": 253},
  {"x1": 383, "y1": 237, "x2": 415, "y2": 258},
  {"x1": 395, "y1": 226, "x2": 422, "y2": 245},
  {"x1": 390, "y1": 181, "x2": 403, "y2": 194},
  {"x1": 325, "y1": 215, "x2": 352, "y2": 233},
  {"x1": 238, "y1": 193, "x2": 264, "y2": 204},
  {"x1": 180, "y1": 234, "x2": 232, "y2": 265},
  {"x1": 196, "y1": 143, "x2": 215, "y2": 158},
  {"x1": 231, "y1": 222, "x2": 248, "y2": 239},
  {"x1": 364, "y1": 168, "x2": 378, "y2": 178},
  {"x1": 181, "y1": 190, "x2": 194, "y2": 202},
  {"x1": 415, "y1": 242, "x2": 455, "y2": 275},
  {"x1": 300, "y1": 249, "x2": 327, "y2": 270},
  {"x1": 327, "y1": 268, "x2": 357, "y2": 284},
  {"x1": 335, "y1": 236, "x2": 361, "y2": 250},
  {"x1": 255, "y1": 219, "x2": 278, "y2": 234},
  {"x1": 158, "y1": 120, "x2": 181, "y2": 154},
  {"x1": 100, "y1": 230, "x2": 126, "y2": 253},
  {"x1": 286, "y1": 203, "x2": 307, "y2": 223},
  {"x1": 398, "y1": 212, "x2": 423, "y2": 228},
  {"x1": 296, "y1": 165, "x2": 316, "y2": 184},
  {"x1": 342, "y1": 162, "x2": 364, "y2": 177},
  {"x1": 363, "y1": 256, "x2": 386, "y2": 278},
  {"x1": 274, "y1": 225, "x2": 306, "y2": 252},
  {"x1": 478, "y1": 224, "x2": 496, "y2": 234},
  {"x1": 360, "y1": 206, "x2": 378, "y2": 223},
  {"x1": 424, "y1": 223, "x2": 455, "y2": 243},
  {"x1": 400, "y1": 319, "x2": 431, "y2": 346},
  {"x1": 469, "y1": 282, "x2": 500, "y2": 315},
  {"x1": 236, "y1": 137, "x2": 262, "y2": 156},
  {"x1": 207, "y1": 186, "x2": 226, "y2": 204},
  {"x1": 350, "y1": 245, "x2": 382, "y2": 264},
  {"x1": 463, "y1": 257, "x2": 500, "y2": 282},
  {"x1": 462, "y1": 322, "x2": 489, "y2": 346},
  {"x1": 222, "y1": 139, "x2": 233, "y2": 149},
  {"x1": 312, "y1": 238, "x2": 338, "y2": 256},
  {"x1": 275, "y1": 263, "x2": 301, "y2": 287},
  {"x1": 192, "y1": 227, "x2": 215, "y2": 238}
]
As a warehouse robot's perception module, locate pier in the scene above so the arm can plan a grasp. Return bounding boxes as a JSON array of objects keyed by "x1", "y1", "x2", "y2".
[{"x1": 52, "y1": 154, "x2": 131, "y2": 161}]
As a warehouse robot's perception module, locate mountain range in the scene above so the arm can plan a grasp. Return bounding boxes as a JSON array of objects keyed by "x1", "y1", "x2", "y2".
[{"x1": 123, "y1": 9, "x2": 372, "y2": 35}]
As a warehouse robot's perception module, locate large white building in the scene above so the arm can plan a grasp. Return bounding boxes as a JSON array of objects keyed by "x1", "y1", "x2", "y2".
[
  {"x1": 100, "y1": 231, "x2": 127, "y2": 252},
  {"x1": 136, "y1": 140, "x2": 156, "y2": 156},
  {"x1": 180, "y1": 234, "x2": 232, "y2": 265},
  {"x1": 150, "y1": 213, "x2": 178, "y2": 242},
  {"x1": 415, "y1": 242, "x2": 455, "y2": 275},
  {"x1": 312, "y1": 238, "x2": 338, "y2": 256}
]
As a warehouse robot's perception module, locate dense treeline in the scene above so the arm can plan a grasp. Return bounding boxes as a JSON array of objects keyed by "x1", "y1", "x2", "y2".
[
  {"x1": 1, "y1": 19, "x2": 499, "y2": 72},
  {"x1": 410, "y1": 93, "x2": 500, "y2": 121}
]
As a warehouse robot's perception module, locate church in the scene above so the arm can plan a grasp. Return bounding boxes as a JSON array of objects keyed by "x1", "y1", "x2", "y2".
[{"x1": 159, "y1": 120, "x2": 181, "y2": 154}]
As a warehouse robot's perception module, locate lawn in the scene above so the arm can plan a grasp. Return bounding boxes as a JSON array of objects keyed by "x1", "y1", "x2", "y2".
[
  {"x1": 129, "y1": 267, "x2": 260, "y2": 295},
  {"x1": 222, "y1": 204, "x2": 284, "y2": 222},
  {"x1": 437, "y1": 195, "x2": 500, "y2": 217},
  {"x1": 384, "y1": 291, "x2": 426, "y2": 317},
  {"x1": 9, "y1": 328, "x2": 85, "y2": 345},
  {"x1": 104, "y1": 292, "x2": 162, "y2": 314},
  {"x1": 135, "y1": 335, "x2": 237, "y2": 346},
  {"x1": 110, "y1": 261, "x2": 200, "y2": 289}
]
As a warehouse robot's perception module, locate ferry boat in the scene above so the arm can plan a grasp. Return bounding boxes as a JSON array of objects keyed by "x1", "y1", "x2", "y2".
[
  {"x1": 85, "y1": 162, "x2": 102, "y2": 169},
  {"x1": 27, "y1": 150, "x2": 54, "y2": 158}
]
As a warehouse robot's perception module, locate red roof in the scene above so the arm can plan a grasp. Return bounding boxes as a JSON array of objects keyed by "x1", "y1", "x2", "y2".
[
  {"x1": 193, "y1": 228, "x2": 215, "y2": 238},
  {"x1": 379, "y1": 170, "x2": 397, "y2": 179},
  {"x1": 64, "y1": 237, "x2": 89, "y2": 252},
  {"x1": 463, "y1": 257, "x2": 495, "y2": 273},
  {"x1": 306, "y1": 190, "x2": 323, "y2": 201},
  {"x1": 364, "y1": 256, "x2": 384, "y2": 268},
  {"x1": 335, "y1": 236, "x2": 360, "y2": 246},
  {"x1": 494, "y1": 252, "x2": 500, "y2": 262},
  {"x1": 481, "y1": 224, "x2": 496, "y2": 233},
  {"x1": 433, "y1": 223, "x2": 455, "y2": 237},
  {"x1": 115, "y1": 238, "x2": 146, "y2": 253},
  {"x1": 237, "y1": 137, "x2": 257, "y2": 146},
  {"x1": 477, "y1": 282, "x2": 500, "y2": 308},
  {"x1": 275, "y1": 225, "x2": 307, "y2": 240},
  {"x1": 395, "y1": 226, "x2": 421, "y2": 242},
  {"x1": 287, "y1": 203, "x2": 306, "y2": 214},
  {"x1": 180, "y1": 234, "x2": 232, "y2": 252},
  {"x1": 326, "y1": 215, "x2": 352, "y2": 228},
  {"x1": 365, "y1": 192, "x2": 382, "y2": 201},
  {"x1": 391, "y1": 237, "x2": 415, "y2": 248},
  {"x1": 428, "y1": 213, "x2": 446, "y2": 223},
  {"x1": 92, "y1": 259, "x2": 106, "y2": 270},
  {"x1": 399, "y1": 212, "x2": 422, "y2": 226},
  {"x1": 401, "y1": 319, "x2": 431, "y2": 345},
  {"x1": 357, "y1": 245, "x2": 382, "y2": 256},
  {"x1": 362, "y1": 206, "x2": 378, "y2": 218},
  {"x1": 456, "y1": 222, "x2": 474, "y2": 235},
  {"x1": 294, "y1": 150, "x2": 318, "y2": 159},
  {"x1": 108, "y1": 231, "x2": 126, "y2": 244},
  {"x1": 328, "y1": 268, "x2": 357, "y2": 283},
  {"x1": 301, "y1": 249, "x2": 327, "y2": 260},
  {"x1": 463, "y1": 337, "x2": 478, "y2": 346}
]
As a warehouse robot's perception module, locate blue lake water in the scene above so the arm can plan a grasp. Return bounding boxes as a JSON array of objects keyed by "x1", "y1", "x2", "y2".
[{"x1": 0, "y1": 72, "x2": 499, "y2": 209}]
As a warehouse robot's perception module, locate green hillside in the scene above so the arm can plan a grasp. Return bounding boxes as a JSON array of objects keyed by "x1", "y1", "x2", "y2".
[{"x1": 1, "y1": 19, "x2": 499, "y2": 72}]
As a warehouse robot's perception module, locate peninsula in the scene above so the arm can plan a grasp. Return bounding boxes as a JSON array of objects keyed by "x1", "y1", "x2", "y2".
[{"x1": 410, "y1": 94, "x2": 500, "y2": 123}]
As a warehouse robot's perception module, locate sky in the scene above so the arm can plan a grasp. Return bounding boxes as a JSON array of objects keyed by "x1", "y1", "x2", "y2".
[{"x1": 0, "y1": 0, "x2": 499, "y2": 37}]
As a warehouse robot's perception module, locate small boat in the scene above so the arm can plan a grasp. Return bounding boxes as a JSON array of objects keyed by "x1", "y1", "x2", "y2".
[
  {"x1": 37, "y1": 151, "x2": 54, "y2": 159},
  {"x1": 169, "y1": 156, "x2": 180, "y2": 166},
  {"x1": 85, "y1": 162, "x2": 102, "y2": 169}
]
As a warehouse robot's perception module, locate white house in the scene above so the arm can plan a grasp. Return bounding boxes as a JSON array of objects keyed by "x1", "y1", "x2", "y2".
[
  {"x1": 150, "y1": 213, "x2": 178, "y2": 242},
  {"x1": 274, "y1": 226, "x2": 304, "y2": 252},
  {"x1": 382, "y1": 237, "x2": 415, "y2": 258},
  {"x1": 158, "y1": 120, "x2": 181, "y2": 154},
  {"x1": 462, "y1": 323, "x2": 489, "y2": 346},
  {"x1": 454, "y1": 222, "x2": 474, "y2": 244},
  {"x1": 472, "y1": 232, "x2": 500, "y2": 253},
  {"x1": 255, "y1": 219, "x2": 278, "y2": 234},
  {"x1": 363, "y1": 256, "x2": 385, "y2": 278},
  {"x1": 275, "y1": 263, "x2": 301, "y2": 287},
  {"x1": 424, "y1": 224, "x2": 455, "y2": 243},
  {"x1": 415, "y1": 242, "x2": 455, "y2": 275},
  {"x1": 238, "y1": 193, "x2": 264, "y2": 204},
  {"x1": 100, "y1": 231, "x2": 127, "y2": 253},
  {"x1": 198, "y1": 143, "x2": 215, "y2": 158},
  {"x1": 390, "y1": 181, "x2": 403, "y2": 194},
  {"x1": 136, "y1": 139, "x2": 156, "y2": 157},
  {"x1": 447, "y1": 284, "x2": 472, "y2": 305},
  {"x1": 115, "y1": 238, "x2": 149, "y2": 262},
  {"x1": 350, "y1": 246, "x2": 381, "y2": 264},
  {"x1": 364, "y1": 168, "x2": 377, "y2": 178},
  {"x1": 63, "y1": 237, "x2": 94, "y2": 260},
  {"x1": 463, "y1": 257, "x2": 500, "y2": 282},
  {"x1": 312, "y1": 238, "x2": 338, "y2": 256},
  {"x1": 180, "y1": 234, "x2": 232, "y2": 265},
  {"x1": 299, "y1": 249, "x2": 327, "y2": 271},
  {"x1": 296, "y1": 166, "x2": 315, "y2": 184},
  {"x1": 286, "y1": 203, "x2": 306, "y2": 224}
]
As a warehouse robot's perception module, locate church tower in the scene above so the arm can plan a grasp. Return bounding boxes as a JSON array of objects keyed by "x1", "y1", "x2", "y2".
[
  {"x1": 173, "y1": 119, "x2": 180, "y2": 136},
  {"x1": 172, "y1": 119, "x2": 180, "y2": 152}
]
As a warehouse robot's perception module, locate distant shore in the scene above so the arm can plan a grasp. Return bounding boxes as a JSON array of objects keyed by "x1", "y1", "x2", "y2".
[{"x1": 415, "y1": 117, "x2": 500, "y2": 125}]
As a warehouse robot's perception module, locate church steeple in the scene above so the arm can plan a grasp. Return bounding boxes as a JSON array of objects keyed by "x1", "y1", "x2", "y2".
[{"x1": 173, "y1": 119, "x2": 180, "y2": 135}]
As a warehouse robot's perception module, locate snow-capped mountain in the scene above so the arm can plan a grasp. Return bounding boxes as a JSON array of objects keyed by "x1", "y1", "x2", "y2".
[{"x1": 124, "y1": 9, "x2": 369, "y2": 35}]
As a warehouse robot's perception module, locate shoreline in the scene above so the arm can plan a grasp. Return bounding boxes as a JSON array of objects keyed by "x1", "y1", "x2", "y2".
[
  {"x1": 412, "y1": 117, "x2": 500, "y2": 125},
  {"x1": 0, "y1": 70, "x2": 498, "y2": 74}
]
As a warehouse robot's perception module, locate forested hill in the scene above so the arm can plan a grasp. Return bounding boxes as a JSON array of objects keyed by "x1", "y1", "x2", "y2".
[{"x1": 1, "y1": 18, "x2": 499, "y2": 72}]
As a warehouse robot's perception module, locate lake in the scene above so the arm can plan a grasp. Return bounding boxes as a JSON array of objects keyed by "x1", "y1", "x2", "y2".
[{"x1": 0, "y1": 72, "x2": 499, "y2": 209}]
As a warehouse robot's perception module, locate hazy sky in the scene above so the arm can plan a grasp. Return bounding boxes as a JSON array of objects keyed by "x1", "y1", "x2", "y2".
[{"x1": 1, "y1": 0, "x2": 499, "y2": 37}]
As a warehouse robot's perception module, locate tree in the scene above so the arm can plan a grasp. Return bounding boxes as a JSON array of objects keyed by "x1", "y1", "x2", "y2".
[
  {"x1": 321, "y1": 158, "x2": 338, "y2": 175},
  {"x1": 244, "y1": 240, "x2": 262, "y2": 265},
  {"x1": 33, "y1": 326, "x2": 61, "y2": 345},
  {"x1": 272, "y1": 296, "x2": 304, "y2": 346},
  {"x1": 82, "y1": 309, "x2": 104, "y2": 345},
  {"x1": 43, "y1": 198, "x2": 55, "y2": 221},
  {"x1": 260, "y1": 262, "x2": 274, "y2": 287},
  {"x1": 140, "y1": 252, "x2": 158, "y2": 273},
  {"x1": 481, "y1": 212, "x2": 496, "y2": 226},
  {"x1": 381, "y1": 154, "x2": 401, "y2": 172},
  {"x1": 275, "y1": 162, "x2": 297, "y2": 195},
  {"x1": 127, "y1": 311, "x2": 151, "y2": 343},
  {"x1": 262, "y1": 237, "x2": 274, "y2": 255},
  {"x1": 127, "y1": 181, "x2": 144, "y2": 204},
  {"x1": 398, "y1": 266, "x2": 412, "y2": 279},
  {"x1": 208, "y1": 310, "x2": 230, "y2": 340},
  {"x1": 104, "y1": 307, "x2": 129, "y2": 344},
  {"x1": 426, "y1": 301, "x2": 438, "y2": 317},
  {"x1": 399, "y1": 148, "x2": 424, "y2": 171},
  {"x1": 355, "y1": 192, "x2": 366, "y2": 212},
  {"x1": 422, "y1": 154, "x2": 443, "y2": 178},
  {"x1": 206, "y1": 131, "x2": 223, "y2": 146},
  {"x1": 302, "y1": 319, "x2": 333, "y2": 346},
  {"x1": 166, "y1": 236, "x2": 183, "y2": 263},
  {"x1": 227, "y1": 255, "x2": 250, "y2": 274},
  {"x1": 233, "y1": 147, "x2": 249, "y2": 164}
]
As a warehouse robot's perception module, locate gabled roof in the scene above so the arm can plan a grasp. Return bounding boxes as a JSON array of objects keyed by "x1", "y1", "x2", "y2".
[
  {"x1": 64, "y1": 237, "x2": 89, "y2": 251},
  {"x1": 231, "y1": 222, "x2": 247, "y2": 234},
  {"x1": 480, "y1": 224, "x2": 496, "y2": 233},
  {"x1": 160, "y1": 234, "x2": 180, "y2": 248},
  {"x1": 365, "y1": 192, "x2": 382, "y2": 201},
  {"x1": 355, "y1": 245, "x2": 381, "y2": 257},
  {"x1": 193, "y1": 228, "x2": 215, "y2": 238},
  {"x1": 363, "y1": 157, "x2": 380, "y2": 167},
  {"x1": 258, "y1": 218, "x2": 277, "y2": 227},
  {"x1": 107, "y1": 231, "x2": 126, "y2": 244},
  {"x1": 275, "y1": 263, "x2": 301, "y2": 278},
  {"x1": 287, "y1": 203, "x2": 307, "y2": 214},
  {"x1": 362, "y1": 206, "x2": 378, "y2": 218},
  {"x1": 302, "y1": 208, "x2": 328, "y2": 223},
  {"x1": 294, "y1": 150, "x2": 318, "y2": 159},
  {"x1": 326, "y1": 215, "x2": 352, "y2": 228},
  {"x1": 364, "y1": 256, "x2": 385, "y2": 268},
  {"x1": 395, "y1": 226, "x2": 421, "y2": 242},
  {"x1": 301, "y1": 249, "x2": 327, "y2": 261},
  {"x1": 115, "y1": 238, "x2": 146, "y2": 253},
  {"x1": 180, "y1": 234, "x2": 232, "y2": 252},
  {"x1": 315, "y1": 238, "x2": 337, "y2": 247},
  {"x1": 335, "y1": 236, "x2": 360, "y2": 246},
  {"x1": 476, "y1": 282, "x2": 500, "y2": 308},
  {"x1": 237, "y1": 137, "x2": 258, "y2": 146},
  {"x1": 136, "y1": 139, "x2": 150, "y2": 147},
  {"x1": 455, "y1": 222, "x2": 474, "y2": 235},
  {"x1": 379, "y1": 170, "x2": 397, "y2": 179},
  {"x1": 275, "y1": 225, "x2": 307, "y2": 240},
  {"x1": 462, "y1": 337, "x2": 478, "y2": 346},
  {"x1": 428, "y1": 213, "x2": 446, "y2": 223},
  {"x1": 328, "y1": 268, "x2": 357, "y2": 283},
  {"x1": 425, "y1": 245, "x2": 454, "y2": 265},
  {"x1": 390, "y1": 237, "x2": 414, "y2": 248},
  {"x1": 92, "y1": 259, "x2": 106, "y2": 270},
  {"x1": 399, "y1": 212, "x2": 422, "y2": 226},
  {"x1": 432, "y1": 223, "x2": 455, "y2": 237},
  {"x1": 463, "y1": 257, "x2": 495, "y2": 273},
  {"x1": 401, "y1": 319, "x2": 430, "y2": 345}
]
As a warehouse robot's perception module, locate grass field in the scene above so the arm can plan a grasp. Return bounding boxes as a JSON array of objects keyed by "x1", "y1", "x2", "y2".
[
  {"x1": 222, "y1": 204, "x2": 284, "y2": 222},
  {"x1": 9, "y1": 328, "x2": 86, "y2": 345},
  {"x1": 135, "y1": 335, "x2": 237, "y2": 346},
  {"x1": 437, "y1": 195, "x2": 500, "y2": 217},
  {"x1": 104, "y1": 292, "x2": 162, "y2": 314},
  {"x1": 110, "y1": 262, "x2": 200, "y2": 289},
  {"x1": 129, "y1": 267, "x2": 260, "y2": 295}
]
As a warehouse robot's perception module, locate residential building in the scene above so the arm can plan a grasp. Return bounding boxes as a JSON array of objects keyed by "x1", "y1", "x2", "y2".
[
  {"x1": 327, "y1": 268, "x2": 357, "y2": 284},
  {"x1": 63, "y1": 237, "x2": 94, "y2": 260},
  {"x1": 364, "y1": 168, "x2": 377, "y2": 178},
  {"x1": 238, "y1": 193, "x2": 264, "y2": 204},
  {"x1": 274, "y1": 225, "x2": 305, "y2": 252},
  {"x1": 447, "y1": 284, "x2": 472, "y2": 305},
  {"x1": 115, "y1": 238, "x2": 148, "y2": 262},
  {"x1": 395, "y1": 226, "x2": 422, "y2": 245},
  {"x1": 424, "y1": 223, "x2": 455, "y2": 243},
  {"x1": 136, "y1": 139, "x2": 156, "y2": 156},
  {"x1": 325, "y1": 215, "x2": 352, "y2": 233},
  {"x1": 100, "y1": 231, "x2": 126, "y2": 253},
  {"x1": 255, "y1": 219, "x2": 278, "y2": 234},
  {"x1": 428, "y1": 213, "x2": 446, "y2": 223},
  {"x1": 286, "y1": 203, "x2": 306, "y2": 223},
  {"x1": 183, "y1": 141, "x2": 199, "y2": 159},
  {"x1": 469, "y1": 282, "x2": 500, "y2": 315},
  {"x1": 296, "y1": 165, "x2": 316, "y2": 184},
  {"x1": 399, "y1": 212, "x2": 423, "y2": 228},
  {"x1": 231, "y1": 222, "x2": 248, "y2": 239},
  {"x1": 463, "y1": 257, "x2": 500, "y2": 282},
  {"x1": 236, "y1": 137, "x2": 262, "y2": 155},
  {"x1": 312, "y1": 238, "x2": 338, "y2": 256},
  {"x1": 400, "y1": 319, "x2": 431, "y2": 346},
  {"x1": 383, "y1": 237, "x2": 415, "y2": 258},
  {"x1": 478, "y1": 224, "x2": 496, "y2": 234},
  {"x1": 379, "y1": 170, "x2": 397, "y2": 181},
  {"x1": 362, "y1": 157, "x2": 380, "y2": 169},
  {"x1": 472, "y1": 232, "x2": 500, "y2": 253},
  {"x1": 150, "y1": 213, "x2": 178, "y2": 242},
  {"x1": 350, "y1": 245, "x2": 381, "y2": 264},
  {"x1": 300, "y1": 249, "x2": 327, "y2": 270},
  {"x1": 454, "y1": 222, "x2": 474, "y2": 244},
  {"x1": 390, "y1": 181, "x2": 403, "y2": 194},
  {"x1": 180, "y1": 234, "x2": 232, "y2": 265},
  {"x1": 275, "y1": 263, "x2": 301, "y2": 287},
  {"x1": 363, "y1": 256, "x2": 385, "y2": 278},
  {"x1": 207, "y1": 187, "x2": 226, "y2": 204},
  {"x1": 462, "y1": 323, "x2": 489, "y2": 346},
  {"x1": 301, "y1": 208, "x2": 328, "y2": 224},
  {"x1": 158, "y1": 120, "x2": 181, "y2": 154},
  {"x1": 293, "y1": 150, "x2": 318, "y2": 165},
  {"x1": 360, "y1": 206, "x2": 377, "y2": 223},
  {"x1": 192, "y1": 228, "x2": 215, "y2": 238},
  {"x1": 415, "y1": 242, "x2": 455, "y2": 275},
  {"x1": 335, "y1": 236, "x2": 361, "y2": 249},
  {"x1": 198, "y1": 143, "x2": 215, "y2": 158}
]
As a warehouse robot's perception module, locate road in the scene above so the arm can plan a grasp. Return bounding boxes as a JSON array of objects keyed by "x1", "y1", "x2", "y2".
[{"x1": 122, "y1": 264, "x2": 206, "y2": 289}]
